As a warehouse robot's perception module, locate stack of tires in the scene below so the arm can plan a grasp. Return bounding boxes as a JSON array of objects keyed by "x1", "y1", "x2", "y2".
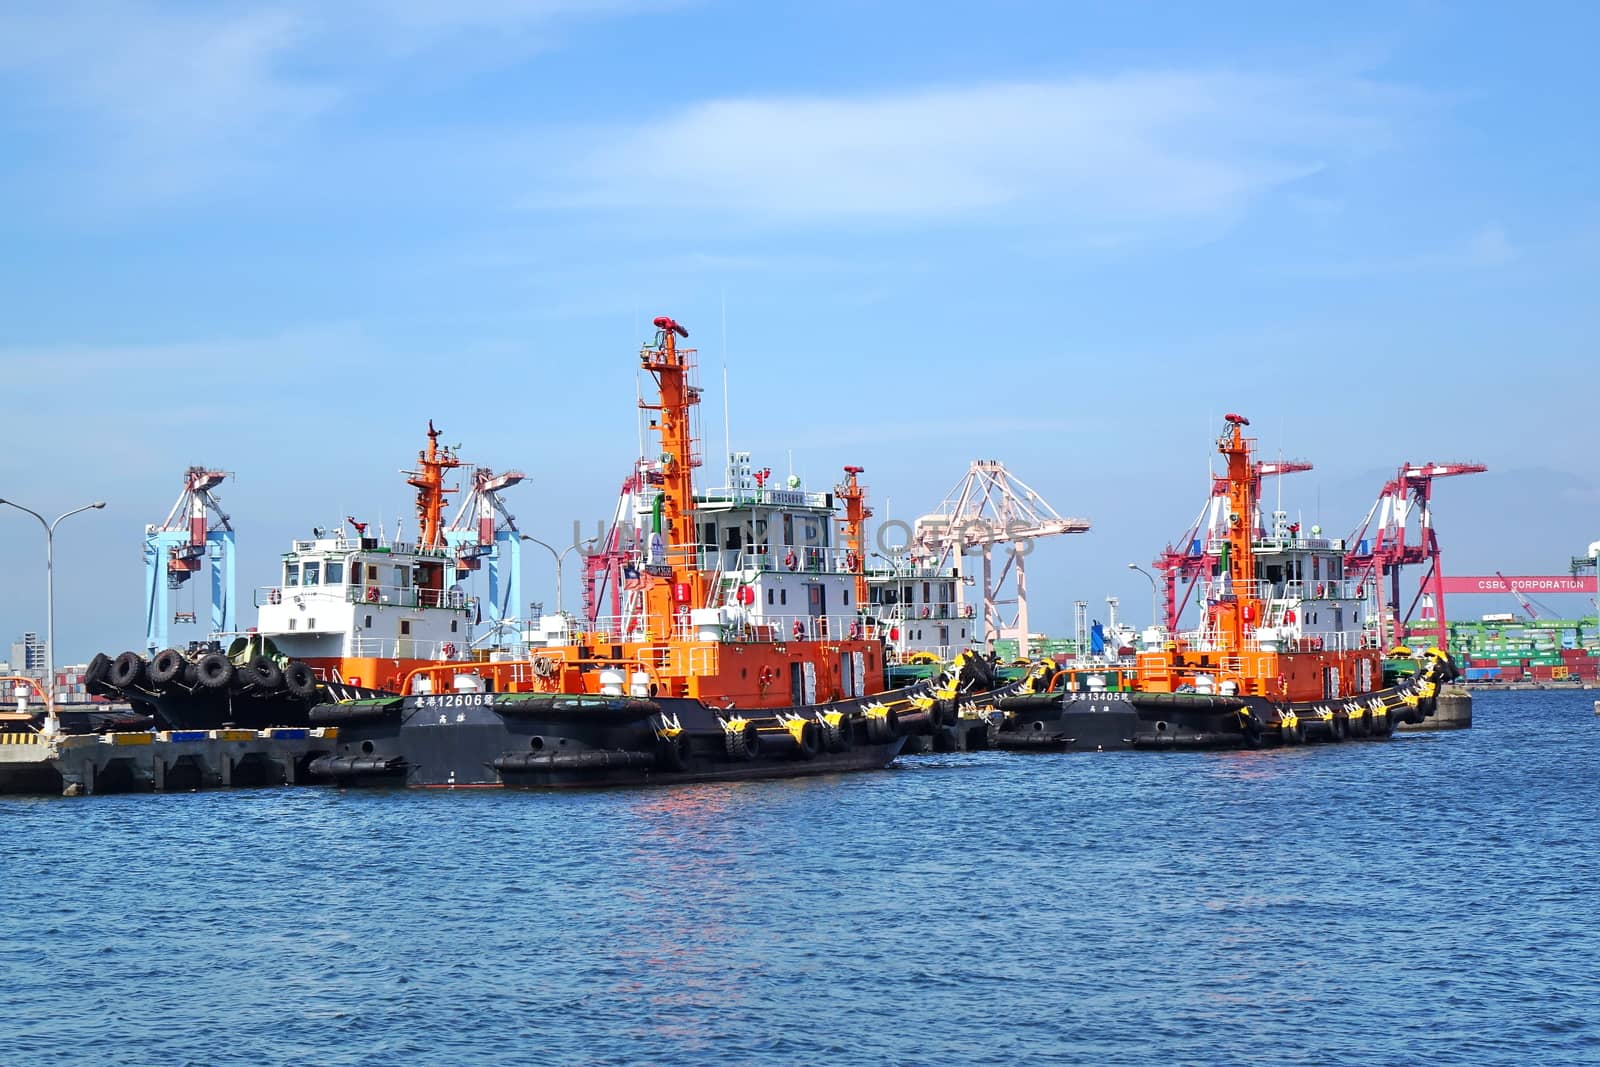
[{"x1": 84, "y1": 649, "x2": 319, "y2": 702}]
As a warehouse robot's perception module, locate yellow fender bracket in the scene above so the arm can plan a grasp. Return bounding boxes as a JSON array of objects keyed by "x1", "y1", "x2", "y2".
[
  {"x1": 861, "y1": 702, "x2": 891, "y2": 722},
  {"x1": 782, "y1": 717, "x2": 810, "y2": 745}
]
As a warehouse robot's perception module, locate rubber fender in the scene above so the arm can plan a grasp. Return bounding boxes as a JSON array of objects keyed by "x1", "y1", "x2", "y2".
[
  {"x1": 308, "y1": 702, "x2": 398, "y2": 725},
  {"x1": 308, "y1": 754, "x2": 407, "y2": 778},
  {"x1": 788, "y1": 720, "x2": 821, "y2": 760},
  {"x1": 107, "y1": 651, "x2": 147, "y2": 690},
  {"x1": 283, "y1": 662, "x2": 317, "y2": 700},
  {"x1": 148, "y1": 648, "x2": 187, "y2": 687},
  {"x1": 84, "y1": 652, "x2": 114, "y2": 696},
  {"x1": 864, "y1": 708, "x2": 902, "y2": 743},
  {"x1": 819, "y1": 716, "x2": 852, "y2": 753},
  {"x1": 997, "y1": 693, "x2": 1064, "y2": 713},
  {"x1": 248, "y1": 655, "x2": 283, "y2": 691},
  {"x1": 194, "y1": 653, "x2": 234, "y2": 690},
  {"x1": 493, "y1": 749, "x2": 656, "y2": 772},
  {"x1": 724, "y1": 722, "x2": 761, "y2": 761},
  {"x1": 656, "y1": 733, "x2": 690, "y2": 771}
]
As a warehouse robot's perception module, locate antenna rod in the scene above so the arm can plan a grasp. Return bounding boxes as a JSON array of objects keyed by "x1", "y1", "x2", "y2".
[{"x1": 722, "y1": 290, "x2": 732, "y2": 488}]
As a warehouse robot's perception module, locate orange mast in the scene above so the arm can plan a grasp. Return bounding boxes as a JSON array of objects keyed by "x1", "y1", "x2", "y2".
[
  {"x1": 837, "y1": 465, "x2": 871, "y2": 608},
  {"x1": 406, "y1": 420, "x2": 461, "y2": 551},
  {"x1": 1213, "y1": 413, "x2": 1260, "y2": 657},
  {"x1": 639, "y1": 317, "x2": 704, "y2": 628}
]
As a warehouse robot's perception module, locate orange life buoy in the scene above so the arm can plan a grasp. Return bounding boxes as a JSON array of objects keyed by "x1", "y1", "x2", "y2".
[
  {"x1": 442, "y1": 642, "x2": 456, "y2": 659},
  {"x1": 269, "y1": 588, "x2": 281, "y2": 605},
  {"x1": 364, "y1": 586, "x2": 379, "y2": 604},
  {"x1": 1243, "y1": 602, "x2": 1257, "y2": 624},
  {"x1": 1284, "y1": 608, "x2": 1297, "y2": 624},
  {"x1": 921, "y1": 607, "x2": 931, "y2": 619},
  {"x1": 845, "y1": 550, "x2": 860, "y2": 571},
  {"x1": 737, "y1": 585, "x2": 755, "y2": 605},
  {"x1": 793, "y1": 619, "x2": 805, "y2": 640},
  {"x1": 784, "y1": 549, "x2": 797, "y2": 570}
]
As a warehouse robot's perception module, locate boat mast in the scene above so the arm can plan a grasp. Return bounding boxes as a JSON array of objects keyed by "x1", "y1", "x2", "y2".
[
  {"x1": 639, "y1": 317, "x2": 703, "y2": 628},
  {"x1": 837, "y1": 465, "x2": 871, "y2": 609},
  {"x1": 1216, "y1": 413, "x2": 1260, "y2": 656},
  {"x1": 406, "y1": 420, "x2": 462, "y2": 551}
]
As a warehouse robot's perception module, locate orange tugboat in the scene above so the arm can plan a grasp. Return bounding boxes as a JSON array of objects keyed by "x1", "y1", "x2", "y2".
[
  {"x1": 996, "y1": 414, "x2": 1457, "y2": 750},
  {"x1": 307, "y1": 316, "x2": 996, "y2": 787}
]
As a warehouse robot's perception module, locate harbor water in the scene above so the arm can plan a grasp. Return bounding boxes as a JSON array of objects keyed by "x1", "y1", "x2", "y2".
[{"x1": 2, "y1": 690, "x2": 1596, "y2": 1066}]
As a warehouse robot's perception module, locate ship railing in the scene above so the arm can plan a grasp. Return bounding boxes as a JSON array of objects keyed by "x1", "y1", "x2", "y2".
[
  {"x1": 345, "y1": 636, "x2": 468, "y2": 660},
  {"x1": 688, "y1": 612, "x2": 872, "y2": 645},
  {"x1": 339, "y1": 585, "x2": 474, "y2": 611},
  {"x1": 255, "y1": 584, "x2": 355, "y2": 607},
  {"x1": 704, "y1": 546, "x2": 854, "y2": 575},
  {"x1": 873, "y1": 602, "x2": 971, "y2": 622}
]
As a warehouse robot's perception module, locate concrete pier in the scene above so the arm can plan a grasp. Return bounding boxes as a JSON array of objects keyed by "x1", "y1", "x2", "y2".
[
  {"x1": 0, "y1": 728, "x2": 340, "y2": 796},
  {"x1": 1397, "y1": 685, "x2": 1472, "y2": 732}
]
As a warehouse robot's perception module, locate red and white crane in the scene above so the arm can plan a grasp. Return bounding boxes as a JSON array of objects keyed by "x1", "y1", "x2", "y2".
[{"x1": 1344, "y1": 461, "x2": 1487, "y2": 652}]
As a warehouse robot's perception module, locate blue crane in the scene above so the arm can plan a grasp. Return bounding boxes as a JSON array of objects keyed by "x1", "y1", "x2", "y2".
[{"x1": 144, "y1": 467, "x2": 235, "y2": 654}]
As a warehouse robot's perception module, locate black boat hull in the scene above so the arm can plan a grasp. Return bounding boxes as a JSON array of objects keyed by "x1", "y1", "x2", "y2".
[
  {"x1": 308, "y1": 689, "x2": 928, "y2": 789},
  {"x1": 995, "y1": 671, "x2": 1449, "y2": 753}
]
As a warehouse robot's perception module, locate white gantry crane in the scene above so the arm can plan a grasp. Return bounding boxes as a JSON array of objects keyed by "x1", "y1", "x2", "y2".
[{"x1": 911, "y1": 459, "x2": 1090, "y2": 658}]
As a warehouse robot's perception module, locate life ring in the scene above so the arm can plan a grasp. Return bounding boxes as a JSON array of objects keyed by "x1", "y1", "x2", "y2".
[
  {"x1": 848, "y1": 622, "x2": 862, "y2": 640},
  {"x1": 269, "y1": 588, "x2": 281, "y2": 605},
  {"x1": 845, "y1": 551, "x2": 860, "y2": 572},
  {"x1": 964, "y1": 604, "x2": 974, "y2": 617},
  {"x1": 442, "y1": 642, "x2": 456, "y2": 659},
  {"x1": 1315, "y1": 583, "x2": 1325, "y2": 598},
  {"x1": 531, "y1": 655, "x2": 556, "y2": 678},
  {"x1": 758, "y1": 666, "x2": 776, "y2": 688},
  {"x1": 364, "y1": 586, "x2": 379, "y2": 603},
  {"x1": 736, "y1": 585, "x2": 755, "y2": 605},
  {"x1": 784, "y1": 549, "x2": 797, "y2": 571},
  {"x1": 921, "y1": 607, "x2": 931, "y2": 619},
  {"x1": 1242, "y1": 602, "x2": 1257, "y2": 624},
  {"x1": 792, "y1": 619, "x2": 806, "y2": 640},
  {"x1": 1284, "y1": 608, "x2": 1297, "y2": 624}
]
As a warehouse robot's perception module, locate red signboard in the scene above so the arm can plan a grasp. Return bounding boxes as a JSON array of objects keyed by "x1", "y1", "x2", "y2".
[{"x1": 1439, "y1": 575, "x2": 1597, "y2": 594}]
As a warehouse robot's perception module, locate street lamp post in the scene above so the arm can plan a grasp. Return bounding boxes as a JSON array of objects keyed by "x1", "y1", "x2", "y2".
[
  {"x1": 1128, "y1": 562, "x2": 1160, "y2": 632},
  {"x1": 1, "y1": 498, "x2": 107, "y2": 736},
  {"x1": 520, "y1": 535, "x2": 591, "y2": 616}
]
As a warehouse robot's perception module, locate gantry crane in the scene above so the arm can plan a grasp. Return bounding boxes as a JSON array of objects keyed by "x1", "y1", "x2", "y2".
[
  {"x1": 911, "y1": 460, "x2": 1090, "y2": 658},
  {"x1": 144, "y1": 467, "x2": 235, "y2": 653},
  {"x1": 444, "y1": 465, "x2": 527, "y2": 649},
  {"x1": 1344, "y1": 461, "x2": 1487, "y2": 652},
  {"x1": 1154, "y1": 459, "x2": 1312, "y2": 631}
]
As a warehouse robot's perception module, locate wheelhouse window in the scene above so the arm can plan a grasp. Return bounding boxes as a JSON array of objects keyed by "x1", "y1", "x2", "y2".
[
  {"x1": 326, "y1": 561, "x2": 345, "y2": 584},
  {"x1": 284, "y1": 562, "x2": 300, "y2": 587},
  {"x1": 395, "y1": 566, "x2": 410, "y2": 588},
  {"x1": 303, "y1": 561, "x2": 321, "y2": 586}
]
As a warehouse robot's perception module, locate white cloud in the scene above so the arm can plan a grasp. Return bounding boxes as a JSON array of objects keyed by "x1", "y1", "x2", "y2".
[
  {"x1": 549, "y1": 73, "x2": 1406, "y2": 234},
  {"x1": 0, "y1": 0, "x2": 674, "y2": 201}
]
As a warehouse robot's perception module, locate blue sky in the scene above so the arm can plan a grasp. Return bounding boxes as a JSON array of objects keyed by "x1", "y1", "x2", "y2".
[{"x1": 2, "y1": 0, "x2": 1598, "y2": 661}]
